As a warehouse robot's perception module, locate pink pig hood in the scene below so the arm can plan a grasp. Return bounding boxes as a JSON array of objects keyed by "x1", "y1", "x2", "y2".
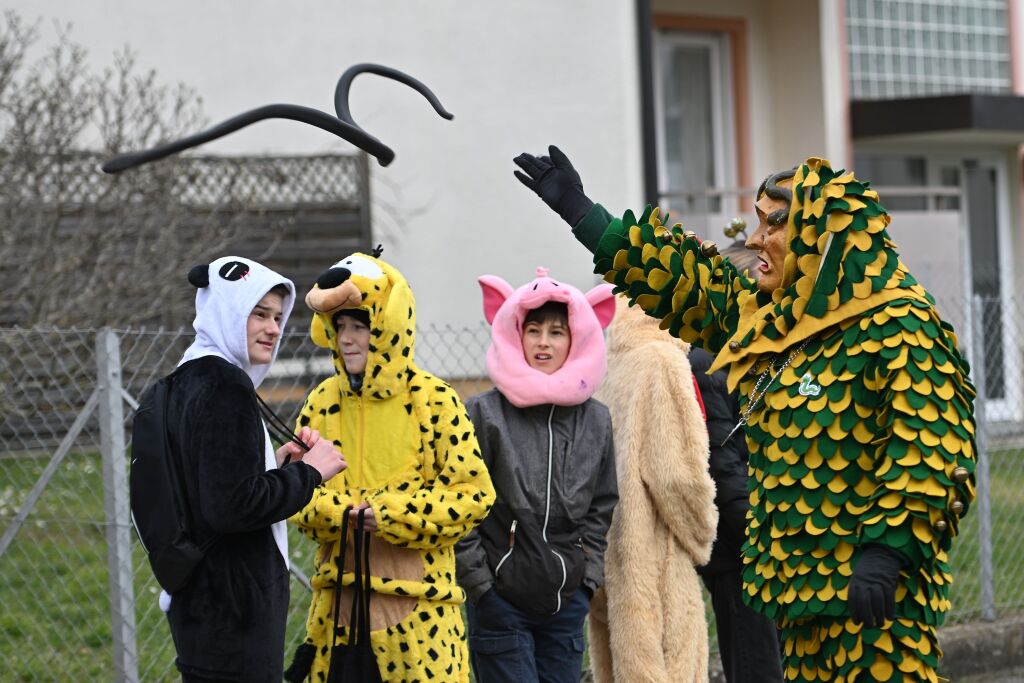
[{"x1": 479, "y1": 266, "x2": 616, "y2": 408}]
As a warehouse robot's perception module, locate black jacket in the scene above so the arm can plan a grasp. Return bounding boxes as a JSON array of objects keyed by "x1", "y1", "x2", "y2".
[
  {"x1": 165, "y1": 356, "x2": 321, "y2": 682},
  {"x1": 456, "y1": 389, "x2": 618, "y2": 615},
  {"x1": 689, "y1": 348, "x2": 752, "y2": 576}
]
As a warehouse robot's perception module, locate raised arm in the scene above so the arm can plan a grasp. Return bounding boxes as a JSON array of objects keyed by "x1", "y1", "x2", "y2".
[{"x1": 515, "y1": 145, "x2": 758, "y2": 353}]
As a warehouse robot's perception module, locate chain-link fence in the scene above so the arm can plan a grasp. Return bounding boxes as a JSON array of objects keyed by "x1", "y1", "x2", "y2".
[
  {"x1": 1, "y1": 297, "x2": 1022, "y2": 680},
  {"x1": 0, "y1": 324, "x2": 492, "y2": 682}
]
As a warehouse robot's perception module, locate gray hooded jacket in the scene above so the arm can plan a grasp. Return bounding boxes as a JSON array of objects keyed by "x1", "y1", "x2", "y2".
[{"x1": 455, "y1": 388, "x2": 617, "y2": 615}]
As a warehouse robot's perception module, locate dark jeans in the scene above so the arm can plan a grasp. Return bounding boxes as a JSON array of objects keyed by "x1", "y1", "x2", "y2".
[
  {"x1": 702, "y1": 570, "x2": 784, "y2": 683},
  {"x1": 467, "y1": 586, "x2": 589, "y2": 683}
]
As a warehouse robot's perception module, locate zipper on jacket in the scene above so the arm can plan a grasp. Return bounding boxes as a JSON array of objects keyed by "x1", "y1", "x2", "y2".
[
  {"x1": 494, "y1": 519, "x2": 518, "y2": 576},
  {"x1": 543, "y1": 405, "x2": 568, "y2": 614}
]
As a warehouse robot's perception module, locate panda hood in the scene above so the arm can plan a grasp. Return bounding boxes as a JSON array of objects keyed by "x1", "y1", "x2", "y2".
[{"x1": 178, "y1": 255, "x2": 296, "y2": 389}]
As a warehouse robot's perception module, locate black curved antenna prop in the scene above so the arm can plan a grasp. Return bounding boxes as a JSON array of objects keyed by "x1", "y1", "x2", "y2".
[
  {"x1": 100, "y1": 64, "x2": 453, "y2": 174},
  {"x1": 101, "y1": 104, "x2": 388, "y2": 173},
  {"x1": 334, "y1": 64, "x2": 454, "y2": 154}
]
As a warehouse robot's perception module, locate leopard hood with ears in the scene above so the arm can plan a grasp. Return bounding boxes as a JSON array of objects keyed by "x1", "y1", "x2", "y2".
[{"x1": 306, "y1": 252, "x2": 416, "y2": 400}]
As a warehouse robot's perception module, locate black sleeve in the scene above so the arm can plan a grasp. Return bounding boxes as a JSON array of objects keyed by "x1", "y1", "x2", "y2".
[
  {"x1": 455, "y1": 396, "x2": 494, "y2": 601},
  {"x1": 189, "y1": 380, "x2": 321, "y2": 534},
  {"x1": 689, "y1": 348, "x2": 749, "y2": 511},
  {"x1": 581, "y1": 412, "x2": 619, "y2": 592}
]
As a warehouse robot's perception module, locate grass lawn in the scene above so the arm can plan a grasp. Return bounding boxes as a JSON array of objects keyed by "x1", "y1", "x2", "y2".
[
  {"x1": 0, "y1": 451, "x2": 318, "y2": 682},
  {"x1": 2, "y1": 448, "x2": 1021, "y2": 680},
  {"x1": 943, "y1": 448, "x2": 1024, "y2": 623}
]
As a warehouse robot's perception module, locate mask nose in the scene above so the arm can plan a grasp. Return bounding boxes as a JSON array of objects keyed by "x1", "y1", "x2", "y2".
[{"x1": 316, "y1": 267, "x2": 351, "y2": 289}]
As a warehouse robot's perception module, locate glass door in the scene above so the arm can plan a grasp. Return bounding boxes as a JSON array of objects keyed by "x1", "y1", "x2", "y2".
[{"x1": 941, "y1": 158, "x2": 1019, "y2": 421}]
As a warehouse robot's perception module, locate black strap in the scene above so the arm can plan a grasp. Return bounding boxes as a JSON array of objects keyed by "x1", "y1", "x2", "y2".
[
  {"x1": 349, "y1": 510, "x2": 365, "y2": 643},
  {"x1": 358, "y1": 509, "x2": 373, "y2": 644},
  {"x1": 256, "y1": 393, "x2": 310, "y2": 460},
  {"x1": 330, "y1": 506, "x2": 352, "y2": 655}
]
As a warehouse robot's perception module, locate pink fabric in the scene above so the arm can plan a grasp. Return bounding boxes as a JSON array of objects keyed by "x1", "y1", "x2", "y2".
[{"x1": 479, "y1": 267, "x2": 615, "y2": 408}]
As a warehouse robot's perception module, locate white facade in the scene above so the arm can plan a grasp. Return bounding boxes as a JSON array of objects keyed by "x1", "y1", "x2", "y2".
[{"x1": 11, "y1": 0, "x2": 645, "y2": 328}]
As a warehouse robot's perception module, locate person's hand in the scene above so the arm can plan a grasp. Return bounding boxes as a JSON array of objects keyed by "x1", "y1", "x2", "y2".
[
  {"x1": 348, "y1": 502, "x2": 377, "y2": 532},
  {"x1": 513, "y1": 145, "x2": 594, "y2": 227},
  {"x1": 300, "y1": 438, "x2": 347, "y2": 483},
  {"x1": 297, "y1": 426, "x2": 320, "y2": 448},
  {"x1": 275, "y1": 427, "x2": 321, "y2": 466},
  {"x1": 847, "y1": 544, "x2": 906, "y2": 628}
]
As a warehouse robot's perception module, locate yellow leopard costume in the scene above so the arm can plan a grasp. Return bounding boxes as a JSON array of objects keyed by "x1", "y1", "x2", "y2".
[
  {"x1": 575, "y1": 158, "x2": 976, "y2": 682},
  {"x1": 288, "y1": 253, "x2": 495, "y2": 683}
]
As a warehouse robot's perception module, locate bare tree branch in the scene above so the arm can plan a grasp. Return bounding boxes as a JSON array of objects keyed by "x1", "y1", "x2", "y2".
[{"x1": 0, "y1": 13, "x2": 248, "y2": 328}]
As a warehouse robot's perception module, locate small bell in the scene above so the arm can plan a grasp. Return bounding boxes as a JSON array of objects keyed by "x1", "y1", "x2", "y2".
[
  {"x1": 951, "y1": 501, "x2": 965, "y2": 515},
  {"x1": 682, "y1": 230, "x2": 698, "y2": 241},
  {"x1": 700, "y1": 240, "x2": 719, "y2": 257},
  {"x1": 952, "y1": 466, "x2": 970, "y2": 484},
  {"x1": 934, "y1": 519, "x2": 948, "y2": 533}
]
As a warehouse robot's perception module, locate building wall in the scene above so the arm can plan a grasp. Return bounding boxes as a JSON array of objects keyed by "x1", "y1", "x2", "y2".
[
  {"x1": 9, "y1": 0, "x2": 645, "y2": 328},
  {"x1": 651, "y1": 0, "x2": 838, "y2": 180}
]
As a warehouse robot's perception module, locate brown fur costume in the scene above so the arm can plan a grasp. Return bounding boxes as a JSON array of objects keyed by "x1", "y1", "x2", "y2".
[{"x1": 589, "y1": 297, "x2": 718, "y2": 682}]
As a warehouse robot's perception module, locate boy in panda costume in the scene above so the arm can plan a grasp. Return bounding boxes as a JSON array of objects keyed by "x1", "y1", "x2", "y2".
[{"x1": 165, "y1": 256, "x2": 345, "y2": 682}]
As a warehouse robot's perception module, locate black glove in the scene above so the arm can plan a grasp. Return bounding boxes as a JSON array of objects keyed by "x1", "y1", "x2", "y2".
[
  {"x1": 513, "y1": 145, "x2": 594, "y2": 227},
  {"x1": 847, "y1": 544, "x2": 907, "y2": 628}
]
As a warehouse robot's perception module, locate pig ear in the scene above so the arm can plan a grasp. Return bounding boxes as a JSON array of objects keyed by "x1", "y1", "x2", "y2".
[
  {"x1": 586, "y1": 284, "x2": 617, "y2": 329},
  {"x1": 478, "y1": 275, "x2": 514, "y2": 325}
]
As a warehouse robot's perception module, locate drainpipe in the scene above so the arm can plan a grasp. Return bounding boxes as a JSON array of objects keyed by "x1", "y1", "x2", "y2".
[{"x1": 636, "y1": 0, "x2": 658, "y2": 203}]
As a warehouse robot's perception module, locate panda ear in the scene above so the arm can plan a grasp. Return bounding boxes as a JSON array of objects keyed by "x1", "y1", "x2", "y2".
[{"x1": 188, "y1": 264, "x2": 210, "y2": 288}]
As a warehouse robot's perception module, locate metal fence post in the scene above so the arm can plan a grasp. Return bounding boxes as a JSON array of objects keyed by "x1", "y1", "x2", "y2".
[
  {"x1": 97, "y1": 328, "x2": 140, "y2": 682},
  {"x1": 970, "y1": 295, "x2": 996, "y2": 621}
]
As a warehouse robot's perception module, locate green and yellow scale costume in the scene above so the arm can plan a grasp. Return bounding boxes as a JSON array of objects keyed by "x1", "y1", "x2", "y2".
[
  {"x1": 289, "y1": 254, "x2": 495, "y2": 683},
  {"x1": 573, "y1": 158, "x2": 976, "y2": 682}
]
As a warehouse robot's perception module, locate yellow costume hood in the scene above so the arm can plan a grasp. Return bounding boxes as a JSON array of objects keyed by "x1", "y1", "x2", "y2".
[{"x1": 306, "y1": 252, "x2": 417, "y2": 400}]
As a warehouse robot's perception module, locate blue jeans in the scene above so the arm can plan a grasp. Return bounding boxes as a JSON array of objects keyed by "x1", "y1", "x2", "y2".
[{"x1": 467, "y1": 586, "x2": 589, "y2": 683}]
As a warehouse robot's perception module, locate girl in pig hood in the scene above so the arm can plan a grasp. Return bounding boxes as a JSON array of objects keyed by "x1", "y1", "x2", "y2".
[{"x1": 455, "y1": 267, "x2": 620, "y2": 683}]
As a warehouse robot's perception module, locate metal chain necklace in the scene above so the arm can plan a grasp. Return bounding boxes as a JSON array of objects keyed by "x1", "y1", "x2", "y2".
[{"x1": 721, "y1": 338, "x2": 812, "y2": 447}]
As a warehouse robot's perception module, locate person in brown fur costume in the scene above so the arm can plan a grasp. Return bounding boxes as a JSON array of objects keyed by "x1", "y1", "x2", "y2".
[{"x1": 589, "y1": 296, "x2": 718, "y2": 682}]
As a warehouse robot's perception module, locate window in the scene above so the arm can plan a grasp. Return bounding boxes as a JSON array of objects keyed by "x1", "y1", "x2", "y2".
[
  {"x1": 847, "y1": 0, "x2": 1011, "y2": 99},
  {"x1": 654, "y1": 31, "x2": 736, "y2": 216}
]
